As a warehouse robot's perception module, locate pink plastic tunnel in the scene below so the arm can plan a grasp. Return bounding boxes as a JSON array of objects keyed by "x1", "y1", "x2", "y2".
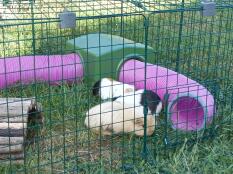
[
  {"x1": 0, "y1": 53, "x2": 84, "y2": 89},
  {"x1": 119, "y1": 59, "x2": 215, "y2": 131}
]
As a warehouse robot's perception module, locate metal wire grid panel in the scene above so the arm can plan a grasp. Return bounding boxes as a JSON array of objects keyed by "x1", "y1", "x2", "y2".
[{"x1": 0, "y1": 0, "x2": 232, "y2": 173}]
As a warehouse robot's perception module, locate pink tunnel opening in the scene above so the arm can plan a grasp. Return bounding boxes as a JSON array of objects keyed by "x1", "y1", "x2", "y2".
[
  {"x1": 118, "y1": 59, "x2": 215, "y2": 131},
  {"x1": 169, "y1": 96, "x2": 205, "y2": 131}
]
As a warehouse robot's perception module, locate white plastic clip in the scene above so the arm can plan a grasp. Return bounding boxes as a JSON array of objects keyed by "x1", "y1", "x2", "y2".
[
  {"x1": 59, "y1": 9, "x2": 76, "y2": 29},
  {"x1": 201, "y1": 0, "x2": 216, "y2": 16}
]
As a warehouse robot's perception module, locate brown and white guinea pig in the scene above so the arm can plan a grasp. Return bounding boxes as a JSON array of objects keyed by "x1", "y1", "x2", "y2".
[
  {"x1": 84, "y1": 101, "x2": 155, "y2": 136},
  {"x1": 92, "y1": 78, "x2": 135, "y2": 100},
  {"x1": 115, "y1": 89, "x2": 163, "y2": 117}
]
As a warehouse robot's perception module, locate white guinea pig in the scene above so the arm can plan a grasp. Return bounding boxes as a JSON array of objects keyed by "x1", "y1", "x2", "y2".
[{"x1": 84, "y1": 101, "x2": 155, "y2": 137}]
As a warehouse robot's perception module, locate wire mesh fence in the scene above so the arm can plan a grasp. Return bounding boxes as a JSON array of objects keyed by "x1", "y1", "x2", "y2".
[{"x1": 0, "y1": 0, "x2": 232, "y2": 173}]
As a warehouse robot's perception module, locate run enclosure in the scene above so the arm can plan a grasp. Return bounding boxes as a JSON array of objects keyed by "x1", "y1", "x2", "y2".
[{"x1": 0, "y1": 0, "x2": 232, "y2": 173}]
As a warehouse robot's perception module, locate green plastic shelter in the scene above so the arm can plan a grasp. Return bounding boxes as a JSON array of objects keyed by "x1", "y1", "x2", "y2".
[{"x1": 66, "y1": 33, "x2": 155, "y2": 86}]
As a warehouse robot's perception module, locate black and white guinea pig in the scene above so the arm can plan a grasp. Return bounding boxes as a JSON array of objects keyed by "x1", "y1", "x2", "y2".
[
  {"x1": 92, "y1": 78, "x2": 162, "y2": 117},
  {"x1": 115, "y1": 89, "x2": 163, "y2": 117},
  {"x1": 92, "y1": 78, "x2": 135, "y2": 100}
]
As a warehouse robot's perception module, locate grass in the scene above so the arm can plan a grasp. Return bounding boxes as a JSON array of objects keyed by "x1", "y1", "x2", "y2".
[
  {"x1": 0, "y1": 0, "x2": 233, "y2": 173},
  {"x1": 0, "y1": 83, "x2": 232, "y2": 174}
]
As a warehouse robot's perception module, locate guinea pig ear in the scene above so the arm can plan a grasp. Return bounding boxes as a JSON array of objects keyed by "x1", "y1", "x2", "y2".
[
  {"x1": 92, "y1": 80, "x2": 101, "y2": 96},
  {"x1": 124, "y1": 87, "x2": 134, "y2": 93}
]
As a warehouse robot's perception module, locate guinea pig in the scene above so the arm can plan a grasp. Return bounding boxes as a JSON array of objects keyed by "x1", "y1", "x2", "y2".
[
  {"x1": 92, "y1": 78, "x2": 135, "y2": 100},
  {"x1": 84, "y1": 101, "x2": 155, "y2": 137},
  {"x1": 115, "y1": 89, "x2": 163, "y2": 117}
]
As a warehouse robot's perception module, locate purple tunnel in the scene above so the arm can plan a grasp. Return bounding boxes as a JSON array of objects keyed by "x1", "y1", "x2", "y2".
[
  {"x1": 0, "y1": 53, "x2": 84, "y2": 89},
  {"x1": 118, "y1": 59, "x2": 215, "y2": 131}
]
